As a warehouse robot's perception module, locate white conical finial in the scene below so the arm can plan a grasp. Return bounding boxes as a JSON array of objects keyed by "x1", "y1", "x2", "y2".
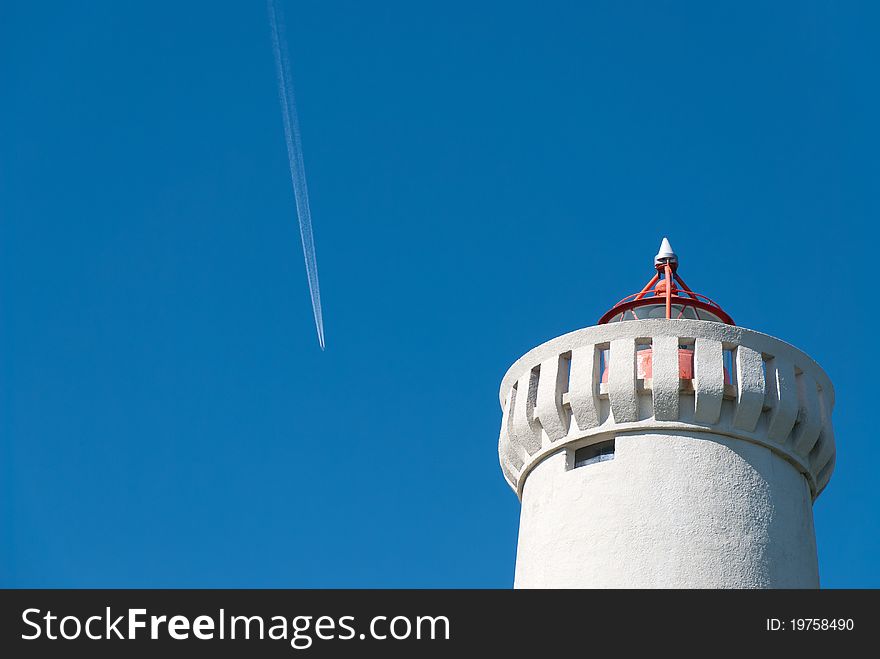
[{"x1": 654, "y1": 237, "x2": 678, "y2": 267}]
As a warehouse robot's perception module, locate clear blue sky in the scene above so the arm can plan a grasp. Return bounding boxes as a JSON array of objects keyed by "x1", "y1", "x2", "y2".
[{"x1": 1, "y1": 1, "x2": 877, "y2": 587}]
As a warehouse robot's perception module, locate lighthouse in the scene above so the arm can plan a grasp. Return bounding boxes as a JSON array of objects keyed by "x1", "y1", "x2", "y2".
[{"x1": 498, "y1": 239, "x2": 835, "y2": 588}]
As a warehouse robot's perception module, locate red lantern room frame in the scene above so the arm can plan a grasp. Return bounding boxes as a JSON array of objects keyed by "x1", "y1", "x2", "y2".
[{"x1": 597, "y1": 239, "x2": 735, "y2": 326}]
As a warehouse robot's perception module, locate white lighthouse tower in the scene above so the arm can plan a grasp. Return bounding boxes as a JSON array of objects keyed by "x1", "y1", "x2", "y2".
[{"x1": 498, "y1": 239, "x2": 835, "y2": 588}]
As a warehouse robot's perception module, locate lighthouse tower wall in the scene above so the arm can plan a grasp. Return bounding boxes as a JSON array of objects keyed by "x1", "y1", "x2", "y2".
[
  {"x1": 514, "y1": 431, "x2": 818, "y2": 588},
  {"x1": 498, "y1": 319, "x2": 835, "y2": 589}
]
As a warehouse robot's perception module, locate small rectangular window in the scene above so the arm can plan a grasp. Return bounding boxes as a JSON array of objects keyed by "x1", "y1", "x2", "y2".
[{"x1": 574, "y1": 440, "x2": 615, "y2": 468}]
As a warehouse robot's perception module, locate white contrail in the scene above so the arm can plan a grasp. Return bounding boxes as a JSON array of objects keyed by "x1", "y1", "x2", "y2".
[{"x1": 267, "y1": 0, "x2": 325, "y2": 350}]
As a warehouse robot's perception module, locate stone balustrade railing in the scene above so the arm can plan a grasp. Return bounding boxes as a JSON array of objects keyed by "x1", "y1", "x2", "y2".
[{"x1": 498, "y1": 319, "x2": 835, "y2": 499}]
